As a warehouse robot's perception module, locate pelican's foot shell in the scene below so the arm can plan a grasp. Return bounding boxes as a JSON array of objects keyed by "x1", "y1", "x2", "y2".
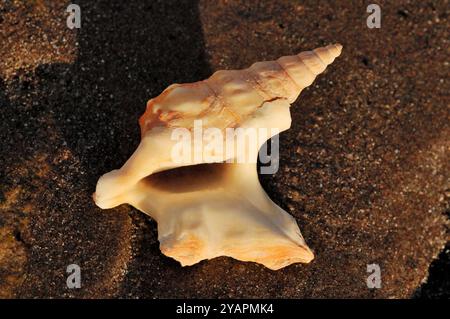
[{"x1": 94, "y1": 44, "x2": 343, "y2": 270}]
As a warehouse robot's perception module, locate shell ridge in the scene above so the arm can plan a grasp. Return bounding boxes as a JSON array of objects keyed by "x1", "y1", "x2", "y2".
[
  {"x1": 310, "y1": 50, "x2": 329, "y2": 68},
  {"x1": 274, "y1": 59, "x2": 301, "y2": 91},
  {"x1": 299, "y1": 52, "x2": 323, "y2": 76},
  {"x1": 243, "y1": 69, "x2": 273, "y2": 101}
]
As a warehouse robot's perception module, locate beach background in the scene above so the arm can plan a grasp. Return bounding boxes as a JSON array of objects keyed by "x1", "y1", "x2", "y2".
[{"x1": 0, "y1": 0, "x2": 448, "y2": 298}]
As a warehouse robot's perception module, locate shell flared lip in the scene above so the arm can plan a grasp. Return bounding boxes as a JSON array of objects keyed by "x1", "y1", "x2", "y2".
[{"x1": 172, "y1": 244, "x2": 315, "y2": 271}]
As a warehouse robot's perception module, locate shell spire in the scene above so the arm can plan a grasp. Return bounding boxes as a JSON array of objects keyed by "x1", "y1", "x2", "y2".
[{"x1": 249, "y1": 43, "x2": 343, "y2": 104}]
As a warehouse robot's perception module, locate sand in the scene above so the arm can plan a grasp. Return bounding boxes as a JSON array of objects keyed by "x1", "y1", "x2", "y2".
[{"x1": 0, "y1": 0, "x2": 448, "y2": 298}]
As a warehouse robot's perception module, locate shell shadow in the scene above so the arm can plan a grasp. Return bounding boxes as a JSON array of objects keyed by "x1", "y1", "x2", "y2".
[{"x1": 32, "y1": 0, "x2": 213, "y2": 296}]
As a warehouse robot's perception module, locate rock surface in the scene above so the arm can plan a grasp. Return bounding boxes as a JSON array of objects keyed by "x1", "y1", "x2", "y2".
[{"x1": 0, "y1": 0, "x2": 448, "y2": 298}]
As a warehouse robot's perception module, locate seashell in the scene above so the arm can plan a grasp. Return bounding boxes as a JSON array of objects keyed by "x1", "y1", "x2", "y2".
[{"x1": 94, "y1": 44, "x2": 342, "y2": 270}]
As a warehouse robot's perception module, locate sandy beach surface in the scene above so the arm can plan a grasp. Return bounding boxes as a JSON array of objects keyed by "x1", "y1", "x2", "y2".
[{"x1": 0, "y1": 0, "x2": 448, "y2": 298}]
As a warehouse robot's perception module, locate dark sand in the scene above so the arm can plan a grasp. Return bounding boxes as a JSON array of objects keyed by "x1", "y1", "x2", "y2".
[{"x1": 0, "y1": 1, "x2": 449, "y2": 298}]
